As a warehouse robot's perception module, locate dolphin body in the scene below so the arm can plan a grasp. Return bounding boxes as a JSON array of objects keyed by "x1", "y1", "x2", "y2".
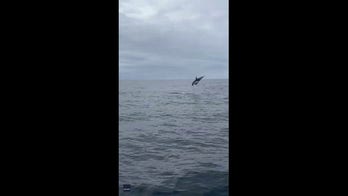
[{"x1": 192, "y1": 76, "x2": 204, "y2": 86}]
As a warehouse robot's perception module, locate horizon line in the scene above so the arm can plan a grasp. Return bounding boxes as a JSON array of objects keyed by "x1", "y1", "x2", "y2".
[{"x1": 119, "y1": 78, "x2": 228, "y2": 81}]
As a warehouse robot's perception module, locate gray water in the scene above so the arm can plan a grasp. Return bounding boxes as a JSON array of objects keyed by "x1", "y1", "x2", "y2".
[{"x1": 119, "y1": 79, "x2": 229, "y2": 195}]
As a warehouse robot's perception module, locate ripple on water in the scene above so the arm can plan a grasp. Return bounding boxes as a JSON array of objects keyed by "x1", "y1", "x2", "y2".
[{"x1": 119, "y1": 80, "x2": 228, "y2": 195}]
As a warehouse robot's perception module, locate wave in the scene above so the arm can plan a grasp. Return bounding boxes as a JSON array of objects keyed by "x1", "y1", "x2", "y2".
[{"x1": 119, "y1": 170, "x2": 228, "y2": 196}]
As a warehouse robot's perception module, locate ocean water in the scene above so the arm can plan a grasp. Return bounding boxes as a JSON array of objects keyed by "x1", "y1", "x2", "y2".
[{"x1": 119, "y1": 79, "x2": 229, "y2": 195}]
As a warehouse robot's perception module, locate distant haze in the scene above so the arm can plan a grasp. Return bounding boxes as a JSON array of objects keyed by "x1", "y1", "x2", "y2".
[{"x1": 119, "y1": 0, "x2": 228, "y2": 80}]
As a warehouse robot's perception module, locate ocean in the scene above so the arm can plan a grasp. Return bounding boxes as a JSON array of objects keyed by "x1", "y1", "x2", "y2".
[{"x1": 119, "y1": 79, "x2": 229, "y2": 195}]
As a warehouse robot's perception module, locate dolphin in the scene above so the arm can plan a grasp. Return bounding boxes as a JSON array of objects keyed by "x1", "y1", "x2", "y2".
[{"x1": 192, "y1": 76, "x2": 204, "y2": 86}]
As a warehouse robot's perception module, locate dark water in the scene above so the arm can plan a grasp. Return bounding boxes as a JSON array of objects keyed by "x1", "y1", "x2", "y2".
[{"x1": 119, "y1": 79, "x2": 228, "y2": 195}]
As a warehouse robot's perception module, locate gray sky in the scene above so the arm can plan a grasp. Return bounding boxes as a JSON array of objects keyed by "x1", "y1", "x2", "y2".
[{"x1": 119, "y1": 0, "x2": 228, "y2": 80}]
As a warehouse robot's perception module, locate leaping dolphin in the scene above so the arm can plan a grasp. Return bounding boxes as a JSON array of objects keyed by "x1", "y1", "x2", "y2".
[{"x1": 192, "y1": 76, "x2": 204, "y2": 86}]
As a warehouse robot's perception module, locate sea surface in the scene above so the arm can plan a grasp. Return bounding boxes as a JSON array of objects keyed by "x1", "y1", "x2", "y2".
[{"x1": 119, "y1": 79, "x2": 228, "y2": 196}]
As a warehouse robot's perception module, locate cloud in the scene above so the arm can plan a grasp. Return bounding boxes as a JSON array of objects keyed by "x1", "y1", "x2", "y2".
[{"x1": 119, "y1": 0, "x2": 228, "y2": 80}]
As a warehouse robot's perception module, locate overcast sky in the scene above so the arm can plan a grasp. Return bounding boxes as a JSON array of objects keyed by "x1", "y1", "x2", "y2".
[{"x1": 119, "y1": 0, "x2": 228, "y2": 80}]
